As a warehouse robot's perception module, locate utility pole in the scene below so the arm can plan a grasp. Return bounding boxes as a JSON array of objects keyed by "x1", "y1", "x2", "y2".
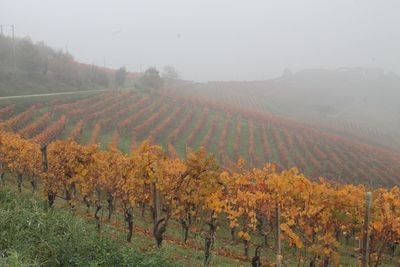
[{"x1": 0, "y1": 24, "x2": 14, "y2": 36}]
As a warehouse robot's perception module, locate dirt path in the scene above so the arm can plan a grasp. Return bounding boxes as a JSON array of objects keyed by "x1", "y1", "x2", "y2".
[{"x1": 0, "y1": 89, "x2": 108, "y2": 100}]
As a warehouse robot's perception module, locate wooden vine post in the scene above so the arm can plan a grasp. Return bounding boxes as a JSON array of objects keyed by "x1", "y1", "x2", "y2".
[
  {"x1": 152, "y1": 180, "x2": 165, "y2": 248},
  {"x1": 40, "y1": 144, "x2": 48, "y2": 172},
  {"x1": 361, "y1": 192, "x2": 372, "y2": 267},
  {"x1": 276, "y1": 205, "x2": 282, "y2": 267},
  {"x1": 41, "y1": 143, "x2": 55, "y2": 207},
  {"x1": 151, "y1": 182, "x2": 161, "y2": 227}
]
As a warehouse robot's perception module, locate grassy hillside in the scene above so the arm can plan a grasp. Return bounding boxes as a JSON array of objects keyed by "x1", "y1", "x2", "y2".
[
  {"x1": 1, "y1": 89, "x2": 400, "y2": 187},
  {"x1": 0, "y1": 189, "x2": 178, "y2": 267}
]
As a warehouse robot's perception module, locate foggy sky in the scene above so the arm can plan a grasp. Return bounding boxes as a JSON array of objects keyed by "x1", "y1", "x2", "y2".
[{"x1": 1, "y1": 0, "x2": 399, "y2": 81}]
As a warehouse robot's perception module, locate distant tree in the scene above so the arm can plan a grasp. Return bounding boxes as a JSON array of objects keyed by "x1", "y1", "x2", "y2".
[
  {"x1": 0, "y1": 35, "x2": 13, "y2": 63},
  {"x1": 89, "y1": 66, "x2": 109, "y2": 88},
  {"x1": 115, "y1": 66, "x2": 127, "y2": 88},
  {"x1": 136, "y1": 67, "x2": 163, "y2": 91},
  {"x1": 15, "y1": 37, "x2": 41, "y2": 72},
  {"x1": 36, "y1": 41, "x2": 54, "y2": 75},
  {"x1": 282, "y1": 68, "x2": 293, "y2": 77},
  {"x1": 50, "y1": 51, "x2": 80, "y2": 85},
  {"x1": 162, "y1": 65, "x2": 180, "y2": 81}
]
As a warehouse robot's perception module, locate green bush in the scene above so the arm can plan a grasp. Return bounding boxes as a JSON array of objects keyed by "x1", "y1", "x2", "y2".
[
  {"x1": 0, "y1": 190, "x2": 178, "y2": 267},
  {"x1": 0, "y1": 250, "x2": 39, "y2": 267}
]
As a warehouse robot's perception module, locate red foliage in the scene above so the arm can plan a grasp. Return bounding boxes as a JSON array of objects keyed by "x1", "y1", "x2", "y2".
[
  {"x1": 32, "y1": 115, "x2": 67, "y2": 144},
  {"x1": 53, "y1": 94, "x2": 103, "y2": 114},
  {"x1": 218, "y1": 115, "x2": 231, "y2": 162},
  {"x1": 148, "y1": 103, "x2": 186, "y2": 141},
  {"x1": 85, "y1": 96, "x2": 128, "y2": 123},
  {"x1": 0, "y1": 104, "x2": 15, "y2": 121},
  {"x1": 117, "y1": 98, "x2": 163, "y2": 133},
  {"x1": 167, "y1": 108, "x2": 196, "y2": 144},
  {"x1": 18, "y1": 112, "x2": 51, "y2": 138},
  {"x1": 108, "y1": 130, "x2": 120, "y2": 150},
  {"x1": 104, "y1": 94, "x2": 144, "y2": 126},
  {"x1": 69, "y1": 120, "x2": 85, "y2": 142},
  {"x1": 270, "y1": 126, "x2": 289, "y2": 168},
  {"x1": 200, "y1": 113, "x2": 220, "y2": 149},
  {"x1": 134, "y1": 104, "x2": 171, "y2": 135},
  {"x1": 0, "y1": 105, "x2": 39, "y2": 131},
  {"x1": 88, "y1": 122, "x2": 102, "y2": 144},
  {"x1": 167, "y1": 143, "x2": 179, "y2": 158},
  {"x1": 130, "y1": 131, "x2": 137, "y2": 152},
  {"x1": 247, "y1": 119, "x2": 258, "y2": 166},
  {"x1": 186, "y1": 109, "x2": 209, "y2": 147},
  {"x1": 232, "y1": 117, "x2": 242, "y2": 161},
  {"x1": 67, "y1": 93, "x2": 120, "y2": 121},
  {"x1": 260, "y1": 124, "x2": 271, "y2": 162}
]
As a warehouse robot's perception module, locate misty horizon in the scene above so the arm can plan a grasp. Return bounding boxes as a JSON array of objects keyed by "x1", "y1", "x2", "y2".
[{"x1": 1, "y1": 0, "x2": 400, "y2": 81}]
